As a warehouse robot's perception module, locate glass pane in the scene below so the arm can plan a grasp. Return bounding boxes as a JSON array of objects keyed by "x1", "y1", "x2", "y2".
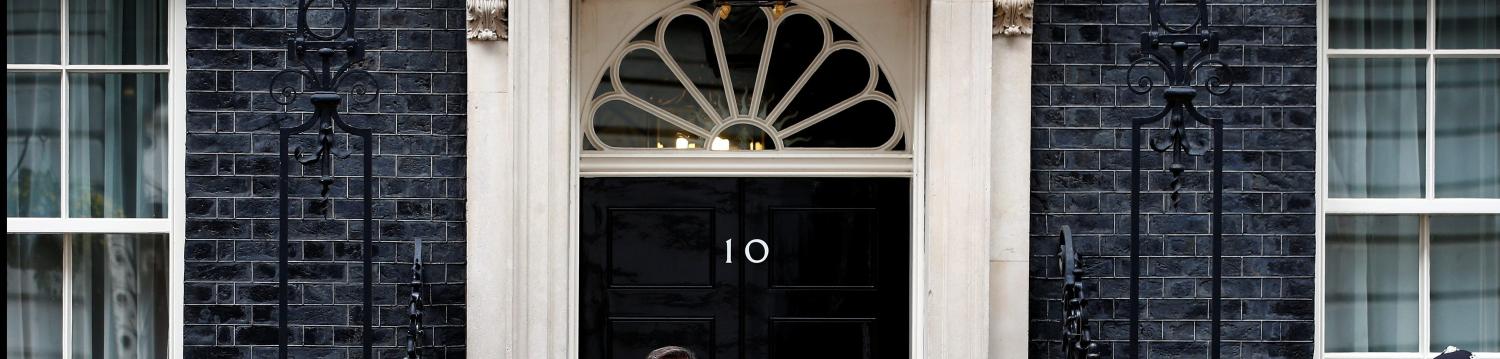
[
  {"x1": 663, "y1": 15, "x2": 729, "y2": 119},
  {"x1": 68, "y1": 73, "x2": 169, "y2": 218},
  {"x1": 1436, "y1": 59, "x2": 1500, "y2": 198},
  {"x1": 1330, "y1": 0, "x2": 1426, "y2": 49},
  {"x1": 618, "y1": 48, "x2": 715, "y2": 132},
  {"x1": 785, "y1": 100, "x2": 898, "y2": 148},
  {"x1": 71, "y1": 234, "x2": 169, "y2": 358},
  {"x1": 68, "y1": 0, "x2": 166, "y2": 65},
  {"x1": 1438, "y1": 0, "x2": 1500, "y2": 49},
  {"x1": 7, "y1": 234, "x2": 65, "y2": 358},
  {"x1": 5, "y1": 0, "x2": 61, "y2": 64},
  {"x1": 1326, "y1": 215, "x2": 1421, "y2": 353},
  {"x1": 718, "y1": 6, "x2": 767, "y2": 117},
  {"x1": 1431, "y1": 215, "x2": 1500, "y2": 352},
  {"x1": 593, "y1": 100, "x2": 704, "y2": 149},
  {"x1": 771, "y1": 49, "x2": 869, "y2": 131},
  {"x1": 1329, "y1": 59, "x2": 1427, "y2": 198},
  {"x1": 757, "y1": 14, "x2": 823, "y2": 119},
  {"x1": 7, "y1": 72, "x2": 63, "y2": 217}
]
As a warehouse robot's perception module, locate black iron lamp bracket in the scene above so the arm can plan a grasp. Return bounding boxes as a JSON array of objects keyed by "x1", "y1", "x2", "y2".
[
  {"x1": 269, "y1": 1, "x2": 423, "y2": 358},
  {"x1": 1124, "y1": 0, "x2": 1233, "y2": 358},
  {"x1": 1059, "y1": 226, "x2": 1100, "y2": 359}
]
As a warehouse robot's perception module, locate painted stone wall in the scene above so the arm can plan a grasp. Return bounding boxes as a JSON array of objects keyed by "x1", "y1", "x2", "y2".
[
  {"x1": 1029, "y1": 0, "x2": 1316, "y2": 358},
  {"x1": 182, "y1": 0, "x2": 468, "y2": 357}
]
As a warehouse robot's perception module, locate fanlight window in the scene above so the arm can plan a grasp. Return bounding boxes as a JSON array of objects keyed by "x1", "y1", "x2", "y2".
[{"x1": 584, "y1": 4, "x2": 906, "y2": 151}]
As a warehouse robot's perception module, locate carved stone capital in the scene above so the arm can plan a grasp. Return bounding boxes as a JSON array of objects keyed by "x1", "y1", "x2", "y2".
[
  {"x1": 467, "y1": 0, "x2": 507, "y2": 41},
  {"x1": 993, "y1": 0, "x2": 1033, "y2": 37}
]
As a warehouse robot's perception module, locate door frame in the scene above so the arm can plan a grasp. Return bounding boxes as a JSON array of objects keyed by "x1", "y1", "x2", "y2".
[{"x1": 464, "y1": 0, "x2": 1029, "y2": 357}]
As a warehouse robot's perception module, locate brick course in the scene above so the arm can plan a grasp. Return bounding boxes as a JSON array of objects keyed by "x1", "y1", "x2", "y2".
[
  {"x1": 1029, "y1": 0, "x2": 1316, "y2": 358},
  {"x1": 183, "y1": 0, "x2": 467, "y2": 357}
]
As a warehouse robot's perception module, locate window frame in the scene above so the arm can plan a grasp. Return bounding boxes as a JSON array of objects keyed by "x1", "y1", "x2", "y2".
[
  {"x1": 4, "y1": 0, "x2": 186, "y2": 357},
  {"x1": 1317, "y1": 0, "x2": 1500, "y2": 358}
]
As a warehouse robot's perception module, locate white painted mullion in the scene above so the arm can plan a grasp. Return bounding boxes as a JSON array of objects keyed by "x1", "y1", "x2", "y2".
[
  {"x1": 59, "y1": 0, "x2": 71, "y2": 221},
  {"x1": 5, "y1": 64, "x2": 67, "y2": 71},
  {"x1": 62, "y1": 65, "x2": 174, "y2": 73},
  {"x1": 167, "y1": 0, "x2": 188, "y2": 356},
  {"x1": 61, "y1": 234, "x2": 73, "y2": 359},
  {"x1": 7, "y1": 218, "x2": 175, "y2": 233},
  {"x1": 1314, "y1": 0, "x2": 1329, "y2": 356},
  {"x1": 1325, "y1": 50, "x2": 1429, "y2": 58},
  {"x1": 1424, "y1": 52, "x2": 1436, "y2": 201},
  {"x1": 748, "y1": 7, "x2": 778, "y2": 120},
  {"x1": 1418, "y1": 215, "x2": 1432, "y2": 355},
  {"x1": 1424, "y1": 0, "x2": 1437, "y2": 202},
  {"x1": 706, "y1": 15, "x2": 738, "y2": 118},
  {"x1": 1324, "y1": 198, "x2": 1500, "y2": 214}
]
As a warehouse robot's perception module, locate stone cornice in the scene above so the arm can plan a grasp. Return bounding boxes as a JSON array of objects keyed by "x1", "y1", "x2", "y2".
[
  {"x1": 993, "y1": 0, "x2": 1033, "y2": 36},
  {"x1": 466, "y1": 0, "x2": 507, "y2": 41}
]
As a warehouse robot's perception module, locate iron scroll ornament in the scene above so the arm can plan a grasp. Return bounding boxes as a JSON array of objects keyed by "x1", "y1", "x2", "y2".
[
  {"x1": 1059, "y1": 226, "x2": 1098, "y2": 359},
  {"x1": 1124, "y1": 0, "x2": 1233, "y2": 358},
  {"x1": 268, "y1": 0, "x2": 423, "y2": 358}
]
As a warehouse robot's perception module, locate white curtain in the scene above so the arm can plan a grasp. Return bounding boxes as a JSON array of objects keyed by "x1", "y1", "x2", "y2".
[
  {"x1": 1435, "y1": 58, "x2": 1500, "y2": 198},
  {"x1": 1329, "y1": 58, "x2": 1427, "y2": 198},
  {"x1": 1431, "y1": 216, "x2": 1500, "y2": 352},
  {"x1": 5, "y1": 73, "x2": 62, "y2": 217},
  {"x1": 1326, "y1": 215, "x2": 1422, "y2": 353}
]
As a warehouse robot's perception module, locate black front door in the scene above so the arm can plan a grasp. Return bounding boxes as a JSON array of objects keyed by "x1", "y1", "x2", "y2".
[{"x1": 581, "y1": 178, "x2": 910, "y2": 359}]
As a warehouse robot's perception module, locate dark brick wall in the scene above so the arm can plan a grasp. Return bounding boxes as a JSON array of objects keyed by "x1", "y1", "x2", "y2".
[
  {"x1": 181, "y1": 0, "x2": 468, "y2": 357},
  {"x1": 1029, "y1": 1, "x2": 1316, "y2": 358}
]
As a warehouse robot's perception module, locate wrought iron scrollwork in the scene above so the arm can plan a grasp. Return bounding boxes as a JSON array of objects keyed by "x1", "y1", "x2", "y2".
[
  {"x1": 1058, "y1": 226, "x2": 1098, "y2": 359},
  {"x1": 270, "y1": 1, "x2": 418, "y2": 358},
  {"x1": 1124, "y1": 0, "x2": 1234, "y2": 206},
  {"x1": 405, "y1": 245, "x2": 425, "y2": 359},
  {"x1": 1125, "y1": 1, "x2": 1230, "y2": 358}
]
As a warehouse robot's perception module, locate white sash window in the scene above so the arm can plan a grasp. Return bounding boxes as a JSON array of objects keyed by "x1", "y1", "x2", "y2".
[
  {"x1": 6, "y1": 0, "x2": 185, "y2": 357},
  {"x1": 1319, "y1": 0, "x2": 1500, "y2": 357}
]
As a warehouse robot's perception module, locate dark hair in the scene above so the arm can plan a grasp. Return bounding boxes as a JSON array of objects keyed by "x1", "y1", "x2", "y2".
[{"x1": 646, "y1": 346, "x2": 697, "y2": 359}]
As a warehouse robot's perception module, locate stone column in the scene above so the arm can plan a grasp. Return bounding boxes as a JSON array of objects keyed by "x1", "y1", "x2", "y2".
[{"x1": 991, "y1": 0, "x2": 1033, "y2": 358}]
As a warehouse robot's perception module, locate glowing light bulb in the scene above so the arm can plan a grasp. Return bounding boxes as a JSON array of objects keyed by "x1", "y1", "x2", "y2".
[
  {"x1": 675, "y1": 136, "x2": 690, "y2": 149},
  {"x1": 710, "y1": 137, "x2": 730, "y2": 151}
]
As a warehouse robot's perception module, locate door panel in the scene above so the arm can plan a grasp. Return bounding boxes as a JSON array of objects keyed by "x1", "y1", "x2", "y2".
[
  {"x1": 768, "y1": 209, "x2": 879, "y2": 287},
  {"x1": 581, "y1": 178, "x2": 909, "y2": 359},
  {"x1": 771, "y1": 320, "x2": 876, "y2": 358},
  {"x1": 743, "y1": 178, "x2": 910, "y2": 359},
  {"x1": 607, "y1": 209, "x2": 717, "y2": 287},
  {"x1": 582, "y1": 178, "x2": 740, "y2": 359}
]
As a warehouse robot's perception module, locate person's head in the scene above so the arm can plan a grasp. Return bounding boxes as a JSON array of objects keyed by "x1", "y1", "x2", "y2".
[{"x1": 646, "y1": 346, "x2": 697, "y2": 359}]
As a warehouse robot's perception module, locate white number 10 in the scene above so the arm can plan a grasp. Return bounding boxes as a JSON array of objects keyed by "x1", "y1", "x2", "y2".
[{"x1": 724, "y1": 238, "x2": 769, "y2": 264}]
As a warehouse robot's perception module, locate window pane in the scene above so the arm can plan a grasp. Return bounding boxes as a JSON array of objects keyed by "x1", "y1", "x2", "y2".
[
  {"x1": 1438, "y1": 0, "x2": 1500, "y2": 49},
  {"x1": 70, "y1": 234, "x2": 169, "y2": 358},
  {"x1": 7, "y1": 72, "x2": 63, "y2": 217},
  {"x1": 1330, "y1": 0, "x2": 1426, "y2": 49},
  {"x1": 68, "y1": 73, "x2": 168, "y2": 218},
  {"x1": 1329, "y1": 59, "x2": 1427, "y2": 198},
  {"x1": 6, "y1": 234, "x2": 65, "y2": 358},
  {"x1": 1436, "y1": 59, "x2": 1500, "y2": 198},
  {"x1": 5, "y1": 0, "x2": 61, "y2": 64},
  {"x1": 1326, "y1": 215, "x2": 1421, "y2": 353},
  {"x1": 68, "y1": 0, "x2": 166, "y2": 65},
  {"x1": 1431, "y1": 215, "x2": 1500, "y2": 352}
]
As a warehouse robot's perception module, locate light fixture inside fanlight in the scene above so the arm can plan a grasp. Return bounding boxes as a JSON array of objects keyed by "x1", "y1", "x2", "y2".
[{"x1": 714, "y1": 1, "x2": 792, "y2": 20}]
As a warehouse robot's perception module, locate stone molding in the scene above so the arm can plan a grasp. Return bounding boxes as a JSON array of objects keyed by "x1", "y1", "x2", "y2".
[
  {"x1": 992, "y1": 0, "x2": 1033, "y2": 36},
  {"x1": 467, "y1": 0, "x2": 507, "y2": 40}
]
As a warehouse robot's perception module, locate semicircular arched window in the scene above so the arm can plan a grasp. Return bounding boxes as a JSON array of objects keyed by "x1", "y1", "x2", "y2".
[{"x1": 583, "y1": 4, "x2": 906, "y2": 152}]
